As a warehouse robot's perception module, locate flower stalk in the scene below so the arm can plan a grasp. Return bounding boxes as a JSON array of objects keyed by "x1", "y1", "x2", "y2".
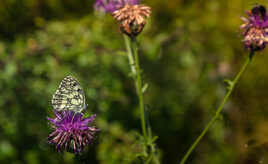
[
  {"x1": 113, "y1": 3, "x2": 158, "y2": 162},
  {"x1": 124, "y1": 35, "x2": 147, "y2": 139},
  {"x1": 124, "y1": 34, "x2": 137, "y2": 75},
  {"x1": 132, "y1": 37, "x2": 148, "y2": 139},
  {"x1": 124, "y1": 35, "x2": 161, "y2": 163},
  {"x1": 179, "y1": 51, "x2": 254, "y2": 164}
]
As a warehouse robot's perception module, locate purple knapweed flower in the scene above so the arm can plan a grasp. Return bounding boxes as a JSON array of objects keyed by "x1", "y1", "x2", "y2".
[
  {"x1": 47, "y1": 110, "x2": 98, "y2": 154},
  {"x1": 94, "y1": 0, "x2": 139, "y2": 13},
  {"x1": 241, "y1": 5, "x2": 268, "y2": 51}
]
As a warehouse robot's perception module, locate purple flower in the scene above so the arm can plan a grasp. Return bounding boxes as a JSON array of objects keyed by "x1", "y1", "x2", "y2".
[
  {"x1": 47, "y1": 110, "x2": 98, "y2": 154},
  {"x1": 94, "y1": 0, "x2": 139, "y2": 13},
  {"x1": 241, "y1": 5, "x2": 268, "y2": 51}
]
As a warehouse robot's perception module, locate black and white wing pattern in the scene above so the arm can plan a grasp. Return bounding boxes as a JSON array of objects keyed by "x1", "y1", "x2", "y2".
[{"x1": 52, "y1": 76, "x2": 86, "y2": 113}]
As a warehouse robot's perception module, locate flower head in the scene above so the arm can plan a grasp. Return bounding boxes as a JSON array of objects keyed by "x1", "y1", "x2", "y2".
[
  {"x1": 47, "y1": 110, "x2": 98, "y2": 154},
  {"x1": 241, "y1": 5, "x2": 268, "y2": 51},
  {"x1": 94, "y1": 0, "x2": 139, "y2": 13},
  {"x1": 112, "y1": 4, "x2": 151, "y2": 37}
]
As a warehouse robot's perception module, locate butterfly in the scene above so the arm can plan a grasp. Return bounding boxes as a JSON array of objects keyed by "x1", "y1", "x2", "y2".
[{"x1": 52, "y1": 76, "x2": 86, "y2": 113}]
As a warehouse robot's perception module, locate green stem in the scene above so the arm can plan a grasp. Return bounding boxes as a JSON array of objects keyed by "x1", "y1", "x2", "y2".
[
  {"x1": 179, "y1": 51, "x2": 254, "y2": 164},
  {"x1": 124, "y1": 35, "x2": 136, "y2": 75},
  {"x1": 123, "y1": 35, "x2": 147, "y2": 139},
  {"x1": 132, "y1": 37, "x2": 148, "y2": 139},
  {"x1": 124, "y1": 35, "x2": 160, "y2": 163}
]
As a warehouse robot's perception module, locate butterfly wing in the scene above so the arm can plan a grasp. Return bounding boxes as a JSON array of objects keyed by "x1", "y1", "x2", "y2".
[{"x1": 52, "y1": 76, "x2": 86, "y2": 113}]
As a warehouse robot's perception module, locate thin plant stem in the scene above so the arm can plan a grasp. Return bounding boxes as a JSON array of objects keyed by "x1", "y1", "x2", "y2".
[
  {"x1": 179, "y1": 51, "x2": 254, "y2": 164},
  {"x1": 132, "y1": 37, "x2": 148, "y2": 139},
  {"x1": 124, "y1": 35, "x2": 137, "y2": 75},
  {"x1": 124, "y1": 35, "x2": 160, "y2": 163},
  {"x1": 123, "y1": 34, "x2": 147, "y2": 139}
]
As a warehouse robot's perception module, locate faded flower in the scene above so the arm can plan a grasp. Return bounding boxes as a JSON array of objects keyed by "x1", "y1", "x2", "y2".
[
  {"x1": 94, "y1": 0, "x2": 139, "y2": 13},
  {"x1": 47, "y1": 110, "x2": 98, "y2": 154},
  {"x1": 112, "y1": 4, "x2": 151, "y2": 37},
  {"x1": 241, "y1": 5, "x2": 268, "y2": 51}
]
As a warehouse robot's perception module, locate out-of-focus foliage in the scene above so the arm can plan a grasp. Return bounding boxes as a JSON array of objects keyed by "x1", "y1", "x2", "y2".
[
  {"x1": 0, "y1": 0, "x2": 93, "y2": 39},
  {"x1": 1, "y1": 0, "x2": 268, "y2": 164}
]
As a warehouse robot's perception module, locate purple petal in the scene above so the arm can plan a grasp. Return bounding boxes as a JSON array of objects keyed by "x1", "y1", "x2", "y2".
[{"x1": 94, "y1": 0, "x2": 140, "y2": 13}]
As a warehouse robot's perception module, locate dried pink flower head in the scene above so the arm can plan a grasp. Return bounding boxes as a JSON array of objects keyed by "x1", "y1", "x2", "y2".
[{"x1": 112, "y1": 4, "x2": 151, "y2": 37}]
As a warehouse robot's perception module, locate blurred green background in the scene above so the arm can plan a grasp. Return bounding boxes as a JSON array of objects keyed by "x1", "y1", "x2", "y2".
[{"x1": 1, "y1": 0, "x2": 268, "y2": 163}]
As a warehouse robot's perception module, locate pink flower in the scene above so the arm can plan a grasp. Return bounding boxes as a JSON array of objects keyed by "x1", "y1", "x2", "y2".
[{"x1": 47, "y1": 110, "x2": 98, "y2": 154}]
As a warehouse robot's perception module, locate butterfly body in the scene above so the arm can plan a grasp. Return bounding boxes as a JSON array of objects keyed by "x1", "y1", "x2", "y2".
[{"x1": 52, "y1": 76, "x2": 86, "y2": 113}]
